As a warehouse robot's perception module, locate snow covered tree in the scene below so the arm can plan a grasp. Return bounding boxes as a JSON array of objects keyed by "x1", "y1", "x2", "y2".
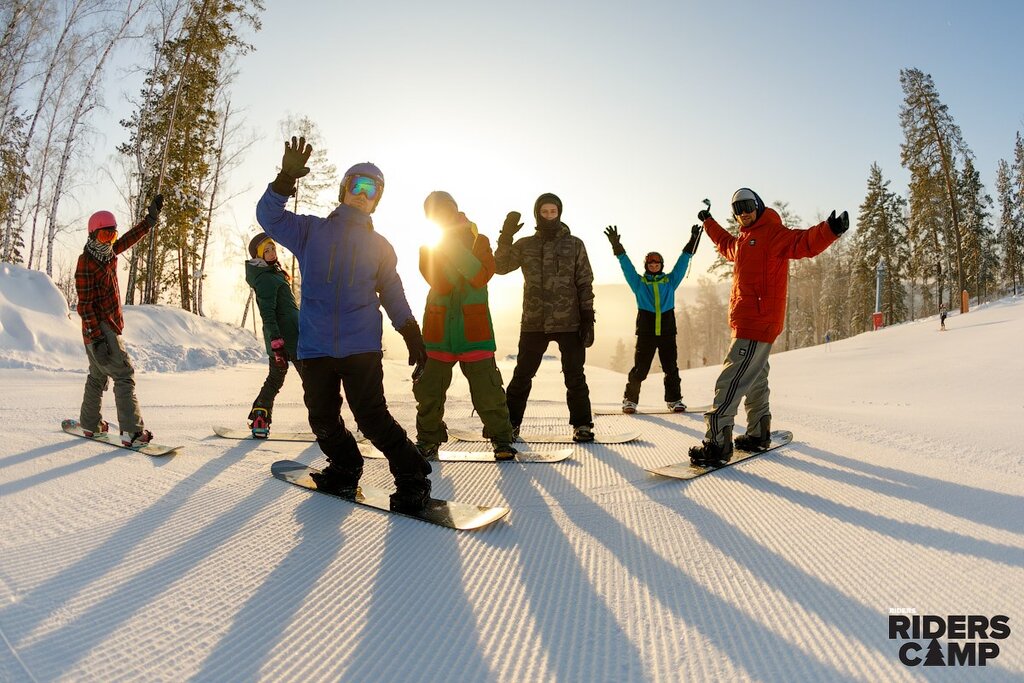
[
  {"x1": 956, "y1": 156, "x2": 996, "y2": 304},
  {"x1": 852, "y1": 163, "x2": 909, "y2": 325},
  {"x1": 994, "y1": 157, "x2": 1021, "y2": 295}
]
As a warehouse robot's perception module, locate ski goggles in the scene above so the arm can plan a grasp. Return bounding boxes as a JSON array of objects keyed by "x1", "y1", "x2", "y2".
[
  {"x1": 732, "y1": 199, "x2": 758, "y2": 215},
  {"x1": 347, "y1": 175, "x2": 380, "y2": 200},
  {"x1": 95, "y1": 228, "x2": 117, "y2": 243}
]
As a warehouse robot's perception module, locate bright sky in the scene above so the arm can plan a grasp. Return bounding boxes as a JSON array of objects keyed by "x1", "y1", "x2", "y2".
[{"x1": 77, "y1": 0, "x2": 1024, "y2": 322}]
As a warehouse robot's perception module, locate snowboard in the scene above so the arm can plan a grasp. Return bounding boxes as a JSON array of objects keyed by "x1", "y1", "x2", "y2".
[
  {"x1": 358, "y1": 442, "x2": 572, "y2": 463},
  {"x1": 271, "y1": 460, "x2": 509, "y2": 530},
  {"x1": 593, "y1": 404, "x2": 713, "y2": 415},
  {"x1": 448, "y1": 428, "x2": 640, "y2": 444},
  {"x1": 61, "y1": 419, "x2": 180, "y2": 457},
  {"x1": 212, "y1": 426, "x2": 366, "y2": 443},
  {"x1": 647, "y1": 430, "x2": 793, "y2": 480}
]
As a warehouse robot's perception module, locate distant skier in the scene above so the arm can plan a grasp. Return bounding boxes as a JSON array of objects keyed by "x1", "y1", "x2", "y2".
[
  {"x1": 245, "y1": 232, "x2": 301, "y2": 438},
  {"x1": 495, "y1": 193, "x2": 597, "y2": 442},
  {"x1": 256, "y1": 136, "x2": 432, "y2": 512},
  {"x1": 603, "y1": 223, "x2": 702, "y2": 413},
  {"x1": 940, "y1": 309, "x2": 947, "y2": 331},
  {"x1": 689, "y1": 188, "x2": 848, "y2": 466},
  {"x1": 415, "y1": 191, "x2": 516, "y2": 460},
  {"x1": 75, "y1": 195, "x2": 164, "y2": 447}
]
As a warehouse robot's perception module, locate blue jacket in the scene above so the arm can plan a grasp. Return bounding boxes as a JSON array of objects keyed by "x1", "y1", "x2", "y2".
[
  {"x1": 617, "y1": 250, "x2": 691, "y2": 335},
  {"x1": 256, "y1": 186, "x2": 415, "y2": 360}
]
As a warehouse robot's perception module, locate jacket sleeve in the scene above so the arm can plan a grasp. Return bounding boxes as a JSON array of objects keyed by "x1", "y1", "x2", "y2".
[
  {"x1": 255, "y1": 276, "x2": 282, "y2": 342},
  {"x1": 376, "y1": 238, "x2": 416, "y2": 328},
  {"x1": 113, "y1": 219, "x2": 152, "y2": 255},
  {"x1": 769, "y1": 221, "x2": 838, "y2": 260},
  {"x1": 703, "y1": 218, "x2": 738, "y2": 262},
  {"x1": 616, "y1": 252, "x2": 643, "y2": 294},
  {"x1": 494, "y1": 235, "x2": 522, "y2": 274},
  {"x1": 667, "y1": 250, "x2": 692, "y2": 288},
  {"x1": 419, "y1": 246, "x2": 454, "y2": 294},
  {"x1": 575, "y1": 238, "x2": 595, "y2": 312},
  {"x1": 74, "y1": 256, "x2": 102, "y2": 342},
  {"x1": 462, "y1": 235, "x2": 495, "y2": 288},
  {"x1": 255, "y1": 184, "x2": 317, "y2": 256}
]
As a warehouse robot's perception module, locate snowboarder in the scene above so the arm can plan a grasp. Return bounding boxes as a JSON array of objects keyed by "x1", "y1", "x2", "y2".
[
  {"x1": 940, "y1": 309, "x2": 947, "y2": 331},
  {"x1": 603, "y1": 223, "x2": 702, "y2": 413},
  {"x1": 245, "y1": 232, "x2": 301, "y2": 438},
  {"x1": 75, "y1": 195, "x2": 164, "y2": 447},
  {"x1": 415, "y1": 192, "x2": 517, "y2": 460},
  {"x1": 689, "y1": 188, "x2": 848, "y2": 466},
  {"x1": 256, "y1": 136, "x2": 432, "y2": 512},
  {"x1": 495, "y1": 193, "x2": 597, "y2": 442}
]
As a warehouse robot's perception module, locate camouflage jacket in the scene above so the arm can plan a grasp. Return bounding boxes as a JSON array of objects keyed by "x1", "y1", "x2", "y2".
[{"x1": 495, "y1": 223, "x2": 595, "y2": 333}]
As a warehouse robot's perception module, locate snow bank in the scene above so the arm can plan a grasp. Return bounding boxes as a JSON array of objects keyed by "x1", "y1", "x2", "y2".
[{"x1": 0, "y1": 262, "x2": 262, "y2": 372}]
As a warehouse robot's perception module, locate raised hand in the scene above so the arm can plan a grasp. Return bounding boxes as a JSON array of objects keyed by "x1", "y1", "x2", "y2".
[
  {"x1": 827, "y1": 210, "x2": 850, "y2": 236},
  {"x1": 281, "y1": 136, "x2": 312, "y2": 179},
  {"x1": 683, "y1": 224, "x2": 702, "y2": 254},
  {"x1": 501, "y1": 211, "x2": 524, "y2": 237}
]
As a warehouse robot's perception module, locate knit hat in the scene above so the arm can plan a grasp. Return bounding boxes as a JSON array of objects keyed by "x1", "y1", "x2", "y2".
[
  {"x1": 423, "y1": 191, "x2": 458, "y2": 217},
  {"x1": 533, "y1": 193, "x2": 562, "y2": 224},
  {"x1": 248, "y1": 232, "x2": 274, "y2": 259},
  {"x1": 88, "y1": 210, "x2": 117, "y2": 234}
]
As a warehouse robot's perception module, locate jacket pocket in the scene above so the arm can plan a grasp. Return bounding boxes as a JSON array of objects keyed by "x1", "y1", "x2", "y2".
[
  {"x1": 424, "y1": 304, "x2": 446, "y2": 344},
  {"x1": 325, "y1": 244, "x2": 337, "y2": 283},
  {"x1": 462, "y1": 303, "x2": 492, "y2": 343}
]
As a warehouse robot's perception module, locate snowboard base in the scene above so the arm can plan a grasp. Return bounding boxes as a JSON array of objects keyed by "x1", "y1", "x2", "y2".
[
  {"x1": 271, "y1": 460, "x2": 509, "y2": 530},
  {"x1": 62, "y1": 419, "x2": 180, "y2": 457},
  {"x1": 648, "y1": 430, "x2": 793, "y2": 480},
  {"x1": 449, "y1": 428, "x2": 640, "y2": 444},
  {"x1": 213, "y1": 426, "x2": 365, "y2": 442}
]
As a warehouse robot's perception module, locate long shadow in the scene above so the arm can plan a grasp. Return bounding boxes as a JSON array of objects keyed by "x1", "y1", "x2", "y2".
[
  {"x1": 193, "y1": 494, "x2": 351, "y2": 682},
  {"x1": 0, "y1": 449, "x2": 123, "y2": 496},
  {"x1": 794, "y1": 446, "x2": 1024, "y2": 535},
  {"x1": 0, "y1": 440, "x2": 81, "y2": 470},
  {"x1": 0, "y1": 440, "x2": 258, "y2": 656},
  {"x1": 533, "y1": 454, "x2": 860, "y2": 681},
  {"x1": 16, "y1": 474, "x2": 280, "y2": 680}
]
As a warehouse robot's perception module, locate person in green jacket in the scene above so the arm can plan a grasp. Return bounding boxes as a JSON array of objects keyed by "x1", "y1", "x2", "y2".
[
  {"x1": 245, "y1": 232, "x2": 301, "y2": 438},
  {"x1": 414, "y1": 191, "x2": 516, "y2": 460}
]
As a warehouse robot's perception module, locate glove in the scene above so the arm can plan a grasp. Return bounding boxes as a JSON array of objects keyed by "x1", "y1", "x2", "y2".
[
  {"x1": 579, "y1": 309, "x2": 595, "y2": 349},
  {"x1": 500, "y1": 211, "x2": 523, "y2": 241},
  {"x1": 683, "y1": 224, "x2": 702, "y2": 254},
  {"x1": 697, "y1": 209, "x2": 712, "y2": 222},
  {"x1": 827, "y1": 209, "x2": 849, "y2": 236},
  {"x1": 145, "y1": 194, "x2": 164, "y2": 226},
  {"x1": 604, "y1": 225, "x2": 625, "y2": 256},
  {"x1": 271, "y1": 135, "x2": 313, "y2": 196},
  {"x1": 91, "y1": 338, "x2": 111, "y2": 364},
  {"x1": 270, "y1": 337, "x2": 287, "y2": 368},
  {"x1": 398, "y1": 318, "x2": 428, "y2": 381}
]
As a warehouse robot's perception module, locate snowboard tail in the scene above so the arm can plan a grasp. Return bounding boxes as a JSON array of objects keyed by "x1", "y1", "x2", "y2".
[
  {"x1": 271, "y1": 460, "x2": 509, "y2": 530},
  {"x1": 647, "y1": 430, "x2": 793, "y2": 480},
  {"x1": 62, "y1": 419, "x2": 180, "y2": 457},
  {"x1": 593, "y1": 404, "x2": 713, "y2": 415},
  {"x1": 358, "y1": 442, "x2": 572, "y2": 463}
]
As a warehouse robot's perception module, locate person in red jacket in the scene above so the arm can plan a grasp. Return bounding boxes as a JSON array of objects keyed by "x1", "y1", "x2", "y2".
[{"x1": 689, "y1": 188, "x2": 848, "y2": 466}]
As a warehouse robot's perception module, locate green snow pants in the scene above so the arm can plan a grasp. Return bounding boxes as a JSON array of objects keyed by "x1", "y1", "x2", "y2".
[{"x1": 413, "y1": 356, "x2": 514, "y2": 447}]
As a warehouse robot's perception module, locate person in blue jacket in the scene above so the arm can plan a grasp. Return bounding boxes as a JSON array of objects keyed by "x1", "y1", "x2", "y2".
[
  {"x1": 603, "y1": 224, "x2": 702, "y2": 413},
  {"x1": 256, "y1": 135, "x2": 432, "y2": 512}
]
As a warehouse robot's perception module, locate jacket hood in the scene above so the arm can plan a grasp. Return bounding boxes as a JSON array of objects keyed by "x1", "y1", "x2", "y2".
[
  {"x1": 245, "y1": 258, "x2": 279, "y2": 287},
  {"x1": 327, "y1": 202, "x2": 375, "y2": 231},
  {"x1": 741, "y1": 207, "x2": 782, "y2": 232},
  {"x1": 533, "y1": 192, "x2": 563, "y2": 224}
]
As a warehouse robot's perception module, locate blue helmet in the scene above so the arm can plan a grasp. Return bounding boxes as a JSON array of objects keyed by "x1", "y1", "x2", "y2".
[{"x1": 339, "y1": 162, "x2": 385, "y2": 208}]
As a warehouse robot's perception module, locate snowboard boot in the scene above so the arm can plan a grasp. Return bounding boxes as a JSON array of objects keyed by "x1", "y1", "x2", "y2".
[
  {"x1": 416, "y1": 442, "x2": 440, "y2": 461},
  {"x1": 493, "y1": 442, "x2": 518, "y2": 461},
  {"x1": 572, "y1": 424, "x2": 595, "y2": 443},
  {"x1": 622, "y1": 399, "x2": 638, "y2": 414},
  {"x1": 511, "y1": 424, "x2": 521, "y2": 442},
  {"x1": 688, "y1": 427, "x2": 733, "y2": 467},
  {"x1": 83, "y1": 420, "x2": 109, "y2": 438},
  {"x1": 390, "y1": 474, "x2": 432, "y2": 512},
  {"x1": 311, "y1": 461, "x2": 362, "y2": 497},
  {"x1": 248, "y1": 408, "x2": 270, "y2": 439},
  {"x1": 735, "y1": 415, "x2": 772, "y2": 452},
  {"x1": 122, "y1": 430, "x2": 154, "y2": 447},
  {"x1": 666, "y1": 400, "x2": 687, "y2": 413}
]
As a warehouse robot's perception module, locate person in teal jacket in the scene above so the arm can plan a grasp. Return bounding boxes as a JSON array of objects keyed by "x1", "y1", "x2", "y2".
[
  {"x1": 603, "y1": 224, "x2": 702, "y2": 412},
  {"x1": 245, "y1": 232, "x2": 301, "y2": 437}
]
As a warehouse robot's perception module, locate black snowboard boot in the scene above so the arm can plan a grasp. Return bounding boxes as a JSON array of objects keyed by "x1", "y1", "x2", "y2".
[
  {"x1": 572, "y1": 424, "x2": 595, "y2": 443},
  {"x1": 493, "y1": 442, "x2": 518, "y2": 461},
  {"x1": 311, "y1": 462, "x2": 362, "y2": 496},
  {"x1": 735, "y1": 415, "x2": 771, "y2": 452},
  {"x1": 688, "y1": 427, "x2": 734, "y2": 467},
  {"x1": 390, "y1": 474, "x2": 432, "y2": 512}
]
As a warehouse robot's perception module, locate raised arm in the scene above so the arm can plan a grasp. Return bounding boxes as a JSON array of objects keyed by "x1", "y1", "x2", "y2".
[{"x1": 494, "y1": 211, "x2": 524, "y2": 274}]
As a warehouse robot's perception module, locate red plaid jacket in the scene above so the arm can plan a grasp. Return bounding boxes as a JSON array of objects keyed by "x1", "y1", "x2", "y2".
[{"x1": 75, "y1": 219, "x2": 151, "y2": 344}]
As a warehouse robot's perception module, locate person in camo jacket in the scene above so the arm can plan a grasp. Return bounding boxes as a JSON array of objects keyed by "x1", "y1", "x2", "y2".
[
  {"x1": 75, "y1": 194, "x2": 163, "y2": 447},
  {"x1": 415, "y1": 191, "x2": 517, "y2": 461},
  {"x1": 494, "y1": 192, "x2": 597, "y2": 442}
]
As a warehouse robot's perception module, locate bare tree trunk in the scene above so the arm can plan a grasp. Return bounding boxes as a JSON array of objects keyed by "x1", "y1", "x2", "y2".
[
  {"x1": 196, "y1": 97, "x2": 233, "y2": 317},
  {"x1": 241, "y1": 288, "x2": 253, "y2": 327}
]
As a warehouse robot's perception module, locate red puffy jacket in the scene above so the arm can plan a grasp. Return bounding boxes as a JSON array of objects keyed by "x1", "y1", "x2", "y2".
[{"x1": 703, "y1": 208, "x2": 838, "y2": 343}]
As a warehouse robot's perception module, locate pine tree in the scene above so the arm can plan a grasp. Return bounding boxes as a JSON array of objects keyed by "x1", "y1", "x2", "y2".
[
  {"x1": 853, "y1": 163, "x2": 909, "y2": 325},
  {"x1": 995, "y1": 156, "x2": 1021, "y2": 295},
  {"x1": 610, "y1": 338, "x2": 629, "y2": 373},
  {"x1": 956, "y1": 156, "x2": 995, "y2": 303}
]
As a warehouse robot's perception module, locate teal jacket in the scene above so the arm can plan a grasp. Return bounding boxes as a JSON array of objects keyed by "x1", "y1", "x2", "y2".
[
  {"x1": 245, "y1": 259, "x2": 300, "y2": 358},
  {"x1": 616, "y1": 250, "x2": 691, "y2": 335}
]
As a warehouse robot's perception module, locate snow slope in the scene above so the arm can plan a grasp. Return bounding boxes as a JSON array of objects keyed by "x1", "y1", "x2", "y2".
[{"x1": 0, "y1": 287, "x2": 1022, "y2": 682}]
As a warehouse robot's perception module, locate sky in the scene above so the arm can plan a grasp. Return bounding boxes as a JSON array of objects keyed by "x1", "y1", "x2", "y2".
[{"x1": 69, "y1": 0, "x2": 1024, "y2": 323}]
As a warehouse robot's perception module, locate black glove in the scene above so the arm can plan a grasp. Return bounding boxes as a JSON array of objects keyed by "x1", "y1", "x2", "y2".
[
  {"x1": 91, "y1": 338, "x2": 111, "y2": 364},
  {"x1": 683, "y1": 224, "x2": 702, "y2": 254},
  {"x1": 271, "y1": 135, "x2": 313, "y2": 196},
  {"x1": 270, "y1": 337, "x2": 287, "y2": 368},
  {"x1": 827, "y1": 210, "x2": 849, "y2": 236},
  {"x1": 697, "y1": 209, "x2": 712, "y2": 222},
  {"x1": 579, "y1": 309, "x2": 595, "y2": 349},
  {"x1": 398, "y1": 318, "x2": 428, "y2": 381},
  {"x1": 145, "y1": 194, "x2": 164, "y2": 226},
  {"x1": 500, "y1": 211, "x2": 523, "y2": 241},
  {"x1": 604, "y1": 225, "x2": 625, "y2": 256}
]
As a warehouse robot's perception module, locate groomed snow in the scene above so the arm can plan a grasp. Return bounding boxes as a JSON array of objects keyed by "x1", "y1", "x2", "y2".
[{"x1": 0, "y1": 266, "x2": 1021, "y2": 681}]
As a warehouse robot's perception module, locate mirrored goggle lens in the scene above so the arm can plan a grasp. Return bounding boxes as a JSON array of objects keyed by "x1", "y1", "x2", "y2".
[
  {"x1": 96, "y1": 228, "x2": 117, "y2": 243},
  {"x1": 348, "y1": 175, "x2": 380, "y2": 200},
  {"x1": 732, "y1": 199, "x2": 757, "y2": 215}
]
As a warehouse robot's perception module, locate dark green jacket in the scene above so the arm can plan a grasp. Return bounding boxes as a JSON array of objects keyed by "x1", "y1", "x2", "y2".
[{"x1": 245, "y1": 259, "x2": 299, "y2": 358}]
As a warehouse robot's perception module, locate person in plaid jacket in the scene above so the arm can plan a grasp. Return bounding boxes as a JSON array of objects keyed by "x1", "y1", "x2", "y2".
[{"x1": 75, "y1": 194, "x2": 163, "y2": 447}]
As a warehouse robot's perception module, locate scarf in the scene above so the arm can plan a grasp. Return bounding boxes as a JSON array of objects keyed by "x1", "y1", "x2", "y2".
[{"x1": 85, "y1": 238, "x2": 114, "y2": 264}]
